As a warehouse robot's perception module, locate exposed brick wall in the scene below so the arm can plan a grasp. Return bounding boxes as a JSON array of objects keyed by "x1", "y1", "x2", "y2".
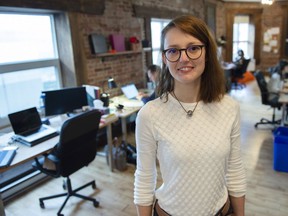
[
  {"x1": 261, "y1": 3, "x2": 285, "y2": 70},
  {"x1": 216, "y1": 1, "x2": 227, "y2": 61},
  {"x1": 78, "y1": 1, "x2": 146, "y2": 96},
  {"x1": 77, "y1": 0, "x2": 205, "y2": 96}
]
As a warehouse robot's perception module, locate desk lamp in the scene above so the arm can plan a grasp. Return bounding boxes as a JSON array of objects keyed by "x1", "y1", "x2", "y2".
[{"x1": 101, "y1": 77, "x2": 117, "y2": 107}]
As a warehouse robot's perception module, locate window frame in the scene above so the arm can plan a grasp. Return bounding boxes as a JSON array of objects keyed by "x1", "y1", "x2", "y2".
[
  {"x1": 150, "y1": 18, "x2": 171, "y2": 65},
  {"x1": 232, "y1": 15, "x2": 254, "y2": 61},
  {"x1": 0, "y1": 11, "x2": 62, "y2": 129}
]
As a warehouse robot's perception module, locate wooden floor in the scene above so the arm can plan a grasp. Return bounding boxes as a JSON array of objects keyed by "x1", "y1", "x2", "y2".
[{"x1": 4, "y1": 80, "x2": 288, "y2": 216}]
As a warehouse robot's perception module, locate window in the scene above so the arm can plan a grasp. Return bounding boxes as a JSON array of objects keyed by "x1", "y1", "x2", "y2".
[
  {"x1": 151, "y1": 18, "x2": 170, "y2": 65},
  {"x1": 233, "y1": 15, "x2": 255, "y2": 61},
  {"x1": 0, "y1": 13, "x2": 61, "y2": 125}
]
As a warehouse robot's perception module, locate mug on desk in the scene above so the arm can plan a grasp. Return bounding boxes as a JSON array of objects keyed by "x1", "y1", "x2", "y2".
[{"x1": 100, "y1": 93, "x2": 110, "y2": 107}]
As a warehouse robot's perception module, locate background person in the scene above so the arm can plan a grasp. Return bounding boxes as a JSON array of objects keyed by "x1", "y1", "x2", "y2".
[
  {"x1": 137, "y1": 64, "x2": 161, "y2": 104},
  {"x1": 232, "y1": 49, "x2": 246, "y2": 77},
  {"x1": 134, "y1": 15, "x2": 246, "y2": 216}
]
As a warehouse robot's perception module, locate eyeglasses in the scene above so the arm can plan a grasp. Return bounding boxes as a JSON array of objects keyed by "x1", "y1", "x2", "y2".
[{"x1": 163, "y1": 45, "x2": 205, "y2": 62}]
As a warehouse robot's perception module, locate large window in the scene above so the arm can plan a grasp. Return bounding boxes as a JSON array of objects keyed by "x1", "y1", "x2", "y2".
[
  {"x1": 0, "y1": 13, "x2": 61, "y2": 125},
  {"x1": 151, "y1": 18, "x2": 170, "y2": 65},
  {"x1": 233, "y1": 15, "x2": 255, "y2": 61}
]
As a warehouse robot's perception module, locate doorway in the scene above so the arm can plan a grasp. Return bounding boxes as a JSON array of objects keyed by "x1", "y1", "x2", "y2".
[
  {"x1": 233, "y1": 15, "x2": 255, "y2": 61},
  {"x1": 226, "y1": 8, "x2": 263, "y2": 64}
]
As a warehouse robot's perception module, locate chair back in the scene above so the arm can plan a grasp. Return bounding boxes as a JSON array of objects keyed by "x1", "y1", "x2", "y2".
[
  {"x1": 254, "y1": 70, "x2": 270, "y2": 105},
  {"x1": 233, "y1": 58, "x2": 250, "y2": 78},
  {"x1": 241, "y1": 58, "x2": 251, "y2": 73},
  {"x1": 57, "y1": 109, "x2": 101, "y2": 177}
]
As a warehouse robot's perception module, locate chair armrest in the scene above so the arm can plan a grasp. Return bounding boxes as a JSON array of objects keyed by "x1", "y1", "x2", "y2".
[
  {"x1": 47, "y1": 154, "x2": 60, "y2": 163},
  {"x1": 33, "y1": 154, "x2": 61, "y2": 178}
]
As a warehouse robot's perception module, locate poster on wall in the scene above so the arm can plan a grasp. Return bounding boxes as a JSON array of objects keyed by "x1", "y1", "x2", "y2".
[{"x1": 263, "y1": 27, "x2": 280, "y2": 54}]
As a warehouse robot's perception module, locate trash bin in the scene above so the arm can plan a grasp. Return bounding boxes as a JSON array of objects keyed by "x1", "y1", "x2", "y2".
[{"x1": 273, "y1": 127, "x2": 288, "y2": 172}]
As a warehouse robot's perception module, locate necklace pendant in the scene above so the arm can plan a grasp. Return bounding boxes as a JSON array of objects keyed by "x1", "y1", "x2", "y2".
[{"x1": 187, "y1": 110, "x2": 193, "y2": 117}]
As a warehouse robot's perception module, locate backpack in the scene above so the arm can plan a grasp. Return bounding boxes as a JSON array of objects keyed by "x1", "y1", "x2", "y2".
[{"x1": 104, "y1": 137, "x2": 127, "y2": 171}]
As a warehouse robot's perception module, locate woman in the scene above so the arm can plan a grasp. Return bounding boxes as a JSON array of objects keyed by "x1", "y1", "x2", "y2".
[
  {"x1": 137, "y1": 64, "x2": 161, "y2": 104},
  {"x1": 134, "y1": 15, "x2": 246, "y2": 216}
]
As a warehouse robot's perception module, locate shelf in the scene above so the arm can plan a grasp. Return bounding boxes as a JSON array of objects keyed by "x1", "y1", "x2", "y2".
[
  {"x1": 93, "y1": 47, "x2": 152, "y2": 58},
  {"x1": 96, "y1": 50, "x2": 141, "y2": 57}
]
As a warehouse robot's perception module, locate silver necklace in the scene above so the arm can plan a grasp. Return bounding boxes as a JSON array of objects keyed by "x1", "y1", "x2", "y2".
[{"x1": 172, "y1": 91, "x2": 199, "y2": 118}]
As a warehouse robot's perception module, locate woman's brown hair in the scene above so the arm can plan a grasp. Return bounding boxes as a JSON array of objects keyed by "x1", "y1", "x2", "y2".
[{"x1": 157, "y1": 15, "x2": 226, "y2": 103}]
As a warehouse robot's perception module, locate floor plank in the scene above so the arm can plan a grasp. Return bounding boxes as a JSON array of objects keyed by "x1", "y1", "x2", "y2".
[{"x1": 4, "y1": 80, "x2": 288, "y2": 216}]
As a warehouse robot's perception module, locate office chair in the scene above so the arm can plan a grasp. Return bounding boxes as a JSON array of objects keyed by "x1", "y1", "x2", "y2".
[
  {"x1": 254, "y1": 70, "x2": 282, "y2": 128},
  {"x1": 231, "y1": 58, "x2": 251, "y2": 90},
  {"x1": 33, "y1": 109, "x2": 102, "y2": 216}
]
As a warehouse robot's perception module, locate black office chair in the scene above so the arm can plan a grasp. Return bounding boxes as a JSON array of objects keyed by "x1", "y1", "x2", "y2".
[
  {"x1": 254, "y1": 70, "x2": 282, "y2": 128},
  {"x1": 33, "y1": 109, "x2": 102, "y2": 216},
  {"x1": 231, "y1": 58, "x2": 251, "y2": 90}
]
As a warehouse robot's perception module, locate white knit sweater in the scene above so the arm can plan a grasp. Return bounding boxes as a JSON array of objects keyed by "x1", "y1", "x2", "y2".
[{"x1": 134, "y1": 94, "x2": 246, "y2": 216}]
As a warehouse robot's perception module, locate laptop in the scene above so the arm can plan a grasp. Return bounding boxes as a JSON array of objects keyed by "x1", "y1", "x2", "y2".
[
  {"x1": 8, "y1": 107, "x2": 58, "y2": 147},
  {"x1": 120, "y1": 84, "x2": 144, "y2": 107},
  {"x1": 121, "y1": 84, "x2": 139, "y2": 100}
]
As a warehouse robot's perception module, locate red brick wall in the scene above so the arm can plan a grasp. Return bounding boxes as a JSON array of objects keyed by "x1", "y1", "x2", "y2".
[{"x1": 76, "y1": 0, "x2": 205, "y2": 96}]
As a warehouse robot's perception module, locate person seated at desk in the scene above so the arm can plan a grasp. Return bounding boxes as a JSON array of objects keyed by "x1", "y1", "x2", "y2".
[
  {"x1": 268, "y1": 61, "x2": 288, "y2": 93},
  {"x1": 137, "y1": 64, "x2": 161, "y2": 104},
  {"x1": 268, "y1": 72, "x2": 282, "y2": 93},
  {"x1": 232, "y1": 49, "x2": 246, "y2": 76}
]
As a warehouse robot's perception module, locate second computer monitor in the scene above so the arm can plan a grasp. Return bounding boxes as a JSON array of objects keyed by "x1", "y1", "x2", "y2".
[{"x1": 42, "y1": 86, "x2": 88, "y2": 117}]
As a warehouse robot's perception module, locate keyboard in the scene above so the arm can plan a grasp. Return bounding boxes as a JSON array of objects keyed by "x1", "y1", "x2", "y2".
[
  {"x1": 21, "y1": 126, "x2": 47, "y2": 137},
  {"x1": 0, "y1": 149, "x2": 16, "y2": 168}
]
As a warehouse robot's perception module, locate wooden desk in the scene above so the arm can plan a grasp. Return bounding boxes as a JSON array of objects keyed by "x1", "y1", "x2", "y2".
[
  {"x1": 109, "y1": 95, "x2": 143, "y2": 143},
  {"x1": 0, "y1": 113, "x2": 118, "y2": 173},
  {"x1": 222, "y1": 62, "x2": 236, "y2": 70},
  {"x1": 0, "y1": 133, "x2": 58, "y2": 173},
  {"x1": 278, "y1": 81, "x2": 288, "y2": 126},
  {"x1": 279, "y1": 93, "x2": 288, "y2": 126}
]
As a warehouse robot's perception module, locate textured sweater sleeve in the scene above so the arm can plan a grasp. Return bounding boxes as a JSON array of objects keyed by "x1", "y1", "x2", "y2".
[
  {"x1": 226, "y1": 102, "x2": 246, "y2": 197},
  {"x1": 134, "y1": 104, "x2": 157, "y2": 206}
]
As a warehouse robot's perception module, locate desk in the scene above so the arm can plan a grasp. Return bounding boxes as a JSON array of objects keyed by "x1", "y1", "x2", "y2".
[
  {"x1": 109, "y1": 95, "x2": 144, "y2": 143},
  {"x1": 278, "y1": 81, "x2": 288, "y2": 126},
  {"x1": 0, "y1": 113, "x2": 118, "y2": 173},
  {"x1": 222, "y1": 62, "x2": 236, "y2": 71},
  {"x1": 279, "y1": 93, "x2": 288, "y2": 126}
]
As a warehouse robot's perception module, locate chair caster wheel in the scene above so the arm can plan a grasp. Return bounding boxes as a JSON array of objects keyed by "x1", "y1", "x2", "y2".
[
  {"x1": 93, "y1": 200, "x2": 99, "y2": 207},
  {"x1": 40, "y1": 200, "x2": 45, "y2": 209},
  {"x1": 57, "y1": 214, "x2": 64, "y2": 216}
]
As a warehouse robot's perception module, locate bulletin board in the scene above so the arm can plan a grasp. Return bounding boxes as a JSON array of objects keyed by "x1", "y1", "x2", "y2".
[{"x1": 263, "y1": 27, "x2": 280, "y2": 54}]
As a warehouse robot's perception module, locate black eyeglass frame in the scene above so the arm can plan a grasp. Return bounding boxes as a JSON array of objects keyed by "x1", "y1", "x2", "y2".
[{"x1": 163, "y1": 45, "x2": 205, "y2": 62}]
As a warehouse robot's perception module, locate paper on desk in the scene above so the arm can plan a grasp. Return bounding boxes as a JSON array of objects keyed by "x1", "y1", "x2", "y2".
[
  {"x1": 123, "y1": 100, "x2": 144, "y2": 107},
  {"x1": 3, "y1": 145, "x2": 18, "y2": 150}
]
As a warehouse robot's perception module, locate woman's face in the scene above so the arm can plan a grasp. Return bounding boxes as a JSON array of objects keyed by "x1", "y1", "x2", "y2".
[{"x1": 162, "y1": 27, "x2": 206, "y2": 87}]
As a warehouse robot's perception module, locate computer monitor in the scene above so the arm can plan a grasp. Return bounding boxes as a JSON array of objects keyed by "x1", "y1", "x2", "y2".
[{"x1": 42, "y1": 87, "x2": 88, "y2": 116}]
